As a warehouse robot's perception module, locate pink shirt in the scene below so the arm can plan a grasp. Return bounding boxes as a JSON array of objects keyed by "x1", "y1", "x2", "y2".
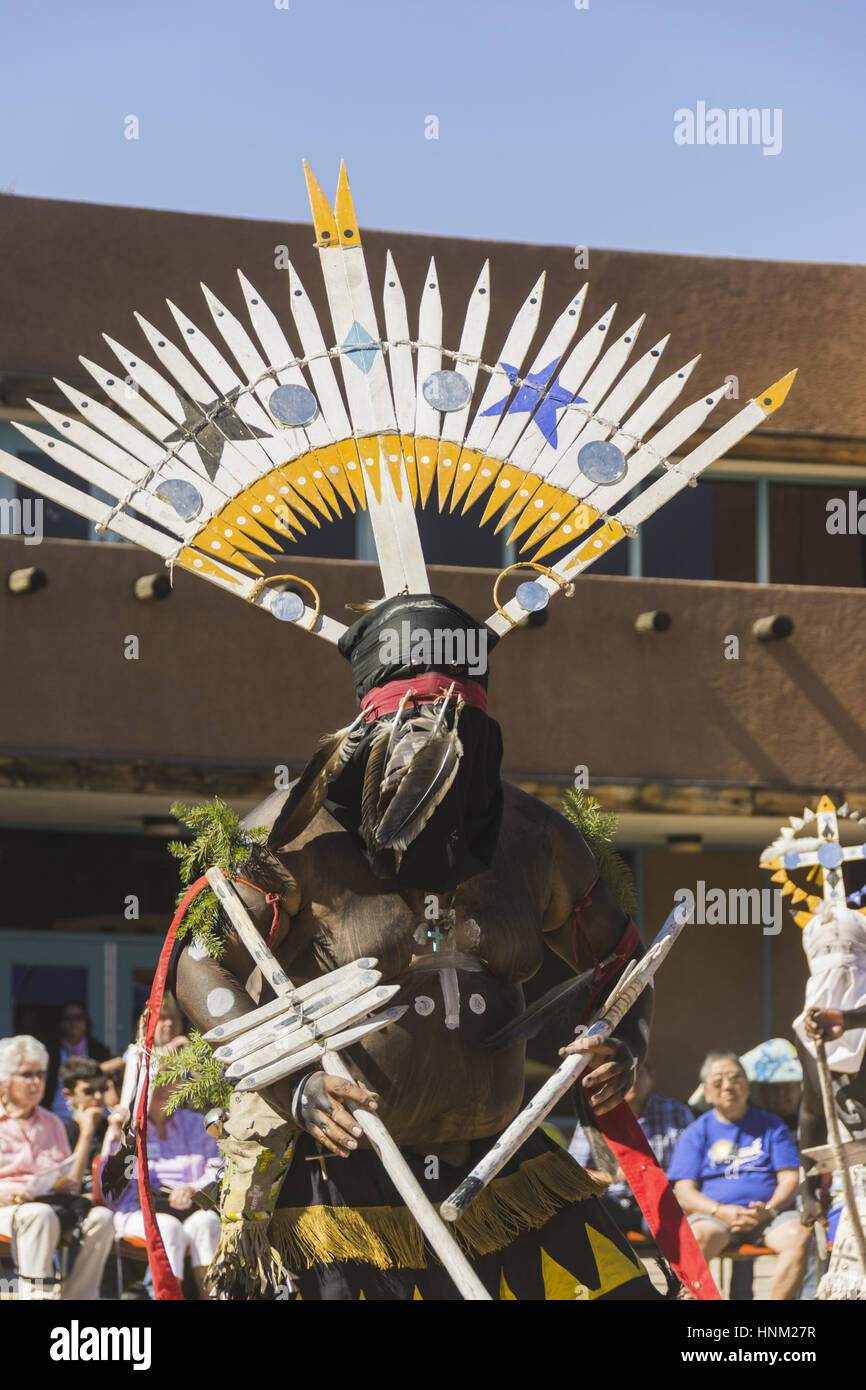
[{"x1": 0, "y1": 1104, "x2": 71, "y2": 1205}]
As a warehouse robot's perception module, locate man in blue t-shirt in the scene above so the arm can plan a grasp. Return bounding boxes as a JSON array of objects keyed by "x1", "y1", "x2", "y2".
[{"x1": 668, "y1": 1050, "x2": 811, "y2": 1300}]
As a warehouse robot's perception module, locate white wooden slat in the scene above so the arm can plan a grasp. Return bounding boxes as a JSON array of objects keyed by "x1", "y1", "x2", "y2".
[
  {"x1": 381, "y1": 251, "x2": 416, "y2": 436},
  {"x1": 441, "y1": 260, "x2": 490, "y2": 444},
  {"x1": 165, "y1": 299, "x2": 317, "y2": 486},
  {"x1": 535, "y1": 313, "x2": 646, "y2": 490},
  {"x1": 12, "y1": 423, "x2": 193, "y2": 539},
  {"x1": 79, "y1": 356, "x2": 231, "y2": 509},
  {"x1": 483, "y1": 284, "x2": 587, "y2": 461},
  {"x1": 0, "y1": 447, "x2": 177, "y2": 557},
  {"x1": 203, "y1": 281, "x2": 340, "y2": 467},
  {"x1": 499, "y1": 303, "x2": 617, "y2": 478},
  {"x1": 133, "y1": 315, "x2": 260, "y2": 489},
  {"x1": 285, "y1": 263, "x2": 354, "y2": 443},
  {"x1": 463, "y1": 273, "x2": 546, "y2": 453},
  {"x1": 567, "y1": 381, "x2": 729, "y2": 510},
  {"x1": 544, "y1": 330, "x2": 666, "y2": 496},
  {"x1": 414, "y1": 256, "x2": 443, "y2": 441}
]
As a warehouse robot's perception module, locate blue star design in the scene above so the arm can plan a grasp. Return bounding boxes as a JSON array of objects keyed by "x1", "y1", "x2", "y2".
[{"x1": 480, "y1": 359, "x2": 584, "y2": 449}]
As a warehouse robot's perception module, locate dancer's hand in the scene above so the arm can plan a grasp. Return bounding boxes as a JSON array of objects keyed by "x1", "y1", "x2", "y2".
[
  {"x1": 559, "y1": 1035, "x2": 637, "y2": 1115},
  {"x1": 297, "y1": 1074, "x2": 379, "y2": 1157},
  {"x1": 805, "y1": 1008, "x2": 844, "y2": 1041}
]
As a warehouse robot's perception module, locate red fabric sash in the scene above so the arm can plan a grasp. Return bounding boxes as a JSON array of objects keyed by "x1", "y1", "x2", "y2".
[
  {"x1": 135, "y1": 874, "x2": 282, "y2": 1300},
  {"x1": 571, "y1": 908, "x2": 718, "y2": 1298},
  {"x1": 597, "y1": 1102, "x2": 720, "y2": 1300},
  {"x1": 134, "y1": 876, "x2": 210, "y2": 1301},
  {"x1": 360, "y1": 674, "x2": 487, "y2": 722}
]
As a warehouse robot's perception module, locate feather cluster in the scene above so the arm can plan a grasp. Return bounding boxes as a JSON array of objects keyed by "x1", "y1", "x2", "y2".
[
  {"x1": 362, "y1": 693, "x2": 464, "y2": 876},
  {"x1": 267, "y1": 712, "x2": 365, "y2": 850}
]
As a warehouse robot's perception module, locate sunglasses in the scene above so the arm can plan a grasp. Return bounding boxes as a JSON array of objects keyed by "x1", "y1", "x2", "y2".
[
  {"x1": 15, "y1": 1070, "x2": 47, "y2": 1081},
  {"x1": 78, "y1": 1084, "x2": 107, "y2": 1096}
]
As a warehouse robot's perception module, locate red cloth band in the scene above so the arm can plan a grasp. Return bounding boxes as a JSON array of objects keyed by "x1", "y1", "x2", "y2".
[
  {"x1": 598, "y1": 1102, "x2": 720, "y2": 1301},
  {"x1": 360, "y1": 674, "x2": 487, "y2": 722},
  {"x1": 136, "y1": 872, "x2": 283, "y2": 1300}
]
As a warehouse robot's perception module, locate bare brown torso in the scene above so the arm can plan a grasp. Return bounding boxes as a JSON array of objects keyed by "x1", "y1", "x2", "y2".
[{"x1": 177, "y1": 782, "x2": 638, "y2": 1147}]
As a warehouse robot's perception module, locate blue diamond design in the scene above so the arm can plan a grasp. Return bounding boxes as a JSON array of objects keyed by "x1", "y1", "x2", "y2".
[{"x1": 341, "y1": 321, "x2": 379, "y2": 374}]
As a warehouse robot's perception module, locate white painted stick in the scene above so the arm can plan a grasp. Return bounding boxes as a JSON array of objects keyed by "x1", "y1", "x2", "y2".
[
  {"x1": 440, "y1": 900, "x2": 692, "y2": 1221},
  {"x1": 205, "y1": 867, "x2": 491, "y2": 1299}
]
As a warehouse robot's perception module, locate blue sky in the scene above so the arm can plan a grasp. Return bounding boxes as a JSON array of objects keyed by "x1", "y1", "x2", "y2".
[{"x1": 2, "y1": 0, "x2": 863, "y2": 263}]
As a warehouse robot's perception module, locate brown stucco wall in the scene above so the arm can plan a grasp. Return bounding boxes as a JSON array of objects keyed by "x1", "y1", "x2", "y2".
[{"x1": 2, "y1": 536, "x2": 866, "y2": 791}]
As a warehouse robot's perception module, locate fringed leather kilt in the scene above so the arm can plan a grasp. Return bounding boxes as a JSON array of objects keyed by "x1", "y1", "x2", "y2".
[{"x1": 269, "y1": 1129, "x2": 657, "y2": 1301}]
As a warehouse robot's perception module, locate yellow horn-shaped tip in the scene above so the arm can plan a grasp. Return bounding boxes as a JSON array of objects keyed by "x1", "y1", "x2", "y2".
[
  {"x1": 303, "y1": 160, "x2": 339, "y2": 247},
  {"x1": 335, "y1": 160, "x2": 360, "y2": 247},
  {"x1": 816, "y1": 795, "x2": 836, "y2": 814},
  {"x1": 757, "y1": 368, "x2": 797, "y2": 414}
]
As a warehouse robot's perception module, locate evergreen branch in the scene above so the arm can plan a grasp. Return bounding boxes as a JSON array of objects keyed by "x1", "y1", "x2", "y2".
[
  {"x1": 561, "y1": 787, "x2": 638, "y2": 916},
  {"x1": 155, "y1": 1030, "x2": 232, "y2": 1117},
  {"x1": 167, "y1": 797, "x2": 266, "y2": 960}
]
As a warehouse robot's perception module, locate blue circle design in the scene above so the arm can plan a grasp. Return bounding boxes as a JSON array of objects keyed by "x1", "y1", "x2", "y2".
[
  {"x1": 817, "y1": 841, "x2": 844, "y2": 870},
  {"x1": 577, "y1": 440, "x2": 628, "y2": 485},
  {"x1": 268, "y1": 384, "x2": 319, "y2": 427},
  {"x1": 422, "y1": 370, "x2": 473, "y2": 412},
  {"x1": 515, "y1": 580, "x2": 549, "y2": 613},
  {"x1": 269, "y1": 590, "x2": 306, "y2": 623},
  {"x1": 784, "y1": 852, "x2": 801, "y2": 869},
  {"x1": 155, "y1": 479, "x2": 202, "y2": 521}
]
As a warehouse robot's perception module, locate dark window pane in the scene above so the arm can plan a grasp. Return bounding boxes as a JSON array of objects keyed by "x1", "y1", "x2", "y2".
[
  {"x1": 291, "y1": 508, "x2": 356, "y2": 560},
  {"x1": 14, "y1": 451, "x2": 89, "y2": 541},
  {"x1": 641, "y1": 482, "x2": 714, "y2": 579},
  {"x1": 416, "y1": 504, "x2": 504, "y2": 568},
  {"x1": 713, "y1": 481, "x2": 756, "y2": 582},
  {"x1": 770, "y1": 484, "x2": 866, "y2": 587}
]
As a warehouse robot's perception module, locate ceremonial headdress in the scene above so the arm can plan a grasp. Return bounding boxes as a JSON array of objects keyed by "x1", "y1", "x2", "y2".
[
  {"x1": 761, "y1": 797, "x2": 866, "y2": 1072},
  {"x1": 0, "y1": 164, "x2": 796, "y2": 886}
]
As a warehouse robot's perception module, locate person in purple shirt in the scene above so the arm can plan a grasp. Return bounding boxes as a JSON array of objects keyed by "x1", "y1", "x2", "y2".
[
  {"x1": 101, "y1": 1082, "x2": 221, "y2": 1298},
  {"x1": 668, "y1": 1050, "x2": 811, "y2": 1300}
]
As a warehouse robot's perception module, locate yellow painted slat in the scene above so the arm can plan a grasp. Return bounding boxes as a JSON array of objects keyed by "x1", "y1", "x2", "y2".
[
  {"x1": 302, "y1": 160, "x2": 339, "y2": 248},
  {"x1": 310, "y1": 442, "x2": 356, "y2": 512},
  {"x1": 399, "y1": 434, "x2": 418, "y2": 506},
  {"x1": 336, "y1": 438, "x2": 367, "y2": 509},
  {"x1": 448, "y1": 448, "x2": 484, "y2": 512},
  {"x1": 189, "y1": 524, "x2": 266, "y2": 571},
  {"x1": 414, "y1": 436, "x2": 439, "y2": 507},
  {"x1": 518, "y1": 486, "x2": 584, "y2": 552},
  {"x1": 241, "y1": 482, "x2": 298, "y2": 539},
  {"x1": 355, "y1": 435, "x2": 383, "y2": 504},
  {"x1": 278, "y1": 456, "x2": 330, "y2": 521},
  {"x1": 479, "y1": 463, "x2": 530, "y2": 527},
  {"x1": 561, "y1": 517, "x2": 627, "y2": 574},
  {"x1": 461, "y1": 455, "x2": 502, "y2": 514},
  {"x1": 436, "y1": 438, "x2": 461, "y2": 512},
  {"x1": 380, "y1": 433, "x2": 405, "y2": 499},
  {"x1": 334, "y1": 161, "x2": 361, "y2": 248},
  {"x1": 493, "y1": 469, "x2": 543, "y2": 533},
  {"x1": 177, "y1": 546, "x2": 249, "y2": 583},
  {"x1": 530, "y1": 503, "x2": 599, "y2": 561},
  {"x1": 502, "y1": 482, "x2": 567, "y2": 543}
]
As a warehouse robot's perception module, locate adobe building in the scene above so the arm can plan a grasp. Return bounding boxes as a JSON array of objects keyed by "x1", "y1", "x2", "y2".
[{"x1": 1, "y1": 191, "x2": 865, "y2": 1102}]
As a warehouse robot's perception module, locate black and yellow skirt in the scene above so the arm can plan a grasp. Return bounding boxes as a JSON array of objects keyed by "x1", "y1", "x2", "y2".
[{"x1": 269, "y1": 1130, "x2": 657, "y2": 1301}]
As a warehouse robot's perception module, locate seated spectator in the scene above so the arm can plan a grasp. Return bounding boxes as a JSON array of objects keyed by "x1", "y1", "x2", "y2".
[
  {"x1": 61, "y1": 1057, "x2": 109, "y2": 1193},
  {"x1": 45, "y1": 1003, "x2": 122, "y2": 1123},
  {"x1": 101, "y1": 1081, "x2": 221, "y2": 1299},
  {"x1": 668, "y1": 1049, "x2": 811, "y2": 1300},
  {"x1": 688, "y1": 1038, "x2": 802, "y2": 1134},
  {"x1": 0, "y1": 1035, "x2": 114, "y2": 1300},
  {"x1": 569, "y1": 1058, "x2": 693, "y2": 1234}
]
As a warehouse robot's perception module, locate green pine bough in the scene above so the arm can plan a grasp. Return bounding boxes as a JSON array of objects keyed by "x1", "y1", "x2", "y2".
[
  {"x1": 155, "y1": 1030, "x2": 233, "y2": 1117},
  {"x1": 167, "y1": 796, "x2": 266, "y2": 960},
  {"x1": 561, "y1": 787, "x2": 637, "y2": 916}
]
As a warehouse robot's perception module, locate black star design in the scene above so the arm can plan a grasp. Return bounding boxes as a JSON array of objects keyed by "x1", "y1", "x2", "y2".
[{"x1": 164, "y1": 390, "x2": 270, "y2": 480}]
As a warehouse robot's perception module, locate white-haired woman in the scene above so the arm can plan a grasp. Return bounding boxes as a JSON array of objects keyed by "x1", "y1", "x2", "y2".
[{"x1": 0, "y1": 1034, "x2": 114, "y2": 1299}]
